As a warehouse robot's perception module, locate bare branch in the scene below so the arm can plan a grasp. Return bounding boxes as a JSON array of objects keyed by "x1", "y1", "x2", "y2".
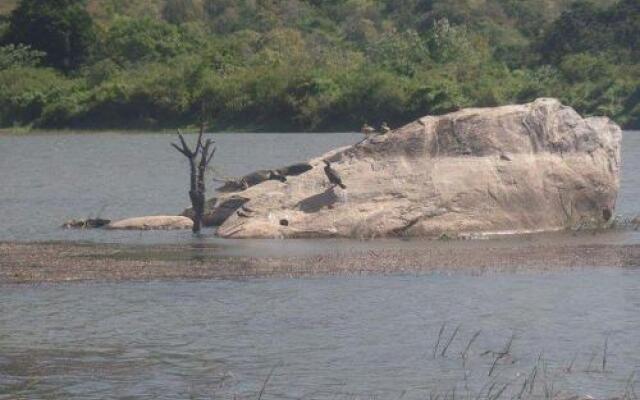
[
  {"x1": 172, "y1": 128, "x2": 213, "y2": 234},
  {"x1": 171, "y1": 142, "x2": 190, "y2": 158},
  {"x1": 176, "y1": 130, "x2": 193, "y2": 157},
  {"x1": 206, "y1": 146, "x2": 217, "y2": 165},
  {"x1": 194, "y1": 126, "x2": 205, "y2": 156}
]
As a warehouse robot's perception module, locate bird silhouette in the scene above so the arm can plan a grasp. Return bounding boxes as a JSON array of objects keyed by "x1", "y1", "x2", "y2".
[
  {"x1": 361, "y1": 123, "x2": 376, "y2": 135},
  {"x1": 323, "y1": 160, "x2": 346, "y2": 189}
]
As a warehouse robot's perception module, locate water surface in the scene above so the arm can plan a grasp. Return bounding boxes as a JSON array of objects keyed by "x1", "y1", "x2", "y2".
[
  {"x1": 0, "y1": 132, "x2": 360, "y2": 244},
  {"x1": 1, "y1": 131, "x2": 639, "y2": 248},
  {"x1": 2, "y1": 131, "x2": 640, "y2": 399},
  {"x1": 2, "y1": 270, "x2": 640, "y2": 399}
]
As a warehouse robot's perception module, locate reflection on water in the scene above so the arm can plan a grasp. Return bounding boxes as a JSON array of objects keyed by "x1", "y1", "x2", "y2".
[{"x1": 2, "y1": 270, "x2": 640, "y2": 399}]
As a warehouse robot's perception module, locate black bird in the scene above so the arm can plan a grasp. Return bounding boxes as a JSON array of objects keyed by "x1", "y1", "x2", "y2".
[{"x1": 323, "y1": 160, "x2": 346, "y2": 189}]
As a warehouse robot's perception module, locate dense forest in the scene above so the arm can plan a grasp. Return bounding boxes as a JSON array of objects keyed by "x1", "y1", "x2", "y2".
[{"x1": 0, "y1": 0, "x2": 638, "y2": 131}]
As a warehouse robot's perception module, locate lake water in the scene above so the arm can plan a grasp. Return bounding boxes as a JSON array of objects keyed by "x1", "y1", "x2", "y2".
[
  {"x1": 1, "y1": 131, "x2": 640, "y2": 399},
  {"x1": 2, "y1": 271, "x2": 640, "y2": 399},
  {"x1": 0, "y1": 132, "x2": 362, "y2": 244},
  {"x1": 1, "y1": 131, "x2": 640, "y2": 248}
]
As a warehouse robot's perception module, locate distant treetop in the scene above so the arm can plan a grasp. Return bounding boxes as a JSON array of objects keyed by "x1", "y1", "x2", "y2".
[{"x1": 3, "y1": 0, "x2": 95, "y2": 71}]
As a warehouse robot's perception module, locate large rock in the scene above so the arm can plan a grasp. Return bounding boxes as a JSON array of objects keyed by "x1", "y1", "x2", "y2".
[
  {"x1": 207, "y1": 98, "x2": 622, "y2": 238},
  {"x1": 107, "y1": 216, "x2": 193, "y2": 231}
]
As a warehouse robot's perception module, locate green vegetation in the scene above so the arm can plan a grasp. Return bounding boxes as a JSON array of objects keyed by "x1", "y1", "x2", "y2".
[{"x1": 0, "y1": 0, "x2": 637, "y2": 131}]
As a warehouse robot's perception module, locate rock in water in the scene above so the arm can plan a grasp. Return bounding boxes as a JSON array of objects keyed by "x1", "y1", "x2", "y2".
[
  {"x1": 107, "y1": 216, "x2": 193, "y2": 230},
  {"x1": 206, "y1": 99, "x2": 621, "y2": 238},
  {"x1": 62, "y1": 218, "x2": 111, "y2": 229}
]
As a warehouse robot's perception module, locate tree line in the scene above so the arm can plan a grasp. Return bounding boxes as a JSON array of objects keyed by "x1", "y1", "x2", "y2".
[{"x1": 0, "y1": 0, "x2": 637, "y2": 131}]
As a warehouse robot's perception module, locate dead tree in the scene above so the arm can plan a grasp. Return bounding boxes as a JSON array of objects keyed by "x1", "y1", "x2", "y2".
[{"x1": 172, "y1": 127, "x2": 216, "y2": 233}]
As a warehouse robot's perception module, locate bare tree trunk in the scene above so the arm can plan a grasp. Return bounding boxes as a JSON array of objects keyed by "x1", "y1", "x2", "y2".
[{"x1": 172, "y1": 121, "x2": 215, "y2": 234}]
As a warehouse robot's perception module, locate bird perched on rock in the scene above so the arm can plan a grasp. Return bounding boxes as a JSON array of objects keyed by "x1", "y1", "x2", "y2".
[
  {"x1": 380, "y1": 122, "x2": 391, "y2": 134},
  {"x1": 323, "y1": 160, "x2": 346, "y2": 189},
  {"x1": 361, "y1": 123, "x2": 376, "y2": 135}
]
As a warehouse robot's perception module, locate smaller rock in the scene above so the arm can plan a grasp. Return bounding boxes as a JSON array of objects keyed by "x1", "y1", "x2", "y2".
[
  {"x1": 106, "y1": 216, "x2": 193, "y2": 231},
  {"x1": 62, "y1": 218, "x2": 111, "y2": 229}
]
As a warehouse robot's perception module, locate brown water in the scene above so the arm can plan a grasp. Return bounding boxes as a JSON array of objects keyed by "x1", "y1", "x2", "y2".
[{"x1": 1, "y1": 131, "x2": 640, "y2": 399}]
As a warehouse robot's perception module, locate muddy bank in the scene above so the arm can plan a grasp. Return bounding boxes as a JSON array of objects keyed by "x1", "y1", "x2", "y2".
[{"x1": 2, "y1": 238, "x2": 640, "y2": 284}]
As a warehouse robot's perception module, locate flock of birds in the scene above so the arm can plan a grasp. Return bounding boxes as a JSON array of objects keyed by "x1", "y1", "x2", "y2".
[
  {"x1": 361, "y1": 122, "x2": 392, "y2": 136},
  {"x1": 225, "y1": 122, "x2": 393, "y2": 195}
]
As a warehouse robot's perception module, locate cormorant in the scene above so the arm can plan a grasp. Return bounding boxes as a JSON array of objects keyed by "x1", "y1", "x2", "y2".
[{"x1": 323, "y1": 160, "x2": 346, "y2": 189}]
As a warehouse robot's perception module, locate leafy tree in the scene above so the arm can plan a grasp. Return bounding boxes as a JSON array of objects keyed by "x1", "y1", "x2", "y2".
[
  {"x1": 539, "y1": 0, "x2": 639, "y2": 64},
  {"x1": 101, "y1": 16, "x2": 191, "y2": 66},
  {"x1": 367, "y1": 30, "x2": 431, "y2": 77},
  {"x1": 0, "y1": 67, "x2": 70, "y2": 126},
  {"x1": 0, "y1": 44, "x2": 44, "y2": 69},
  {"x1": 0, "y1": 0, "x2": 638, "y2": 130},
  {"x1": 162, "y1": 0, "x2": 203, "y2": 24},
  {"x1": 3, "y1": 0, "x2": 95, "y2": 71}
]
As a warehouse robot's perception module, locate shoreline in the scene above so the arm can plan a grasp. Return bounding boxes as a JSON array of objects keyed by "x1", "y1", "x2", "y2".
[
  {"x1": 0, "y1": 129, "x2": 361, "y2": 136},
  {"x1": 2, "y1": 129, "x2": 638, "y2": 137},
  {"x1": 2, "y1": 239, "x2": 640, "y2": 284}
]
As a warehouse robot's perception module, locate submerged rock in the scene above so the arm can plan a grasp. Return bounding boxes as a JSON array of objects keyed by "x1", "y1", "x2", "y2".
[
  {"x1": 106, "y1": 216, "x2": 193, "y2": 231},
  {"x1": 206, "y1": 98, "x2": 622, "y2": 238}
]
